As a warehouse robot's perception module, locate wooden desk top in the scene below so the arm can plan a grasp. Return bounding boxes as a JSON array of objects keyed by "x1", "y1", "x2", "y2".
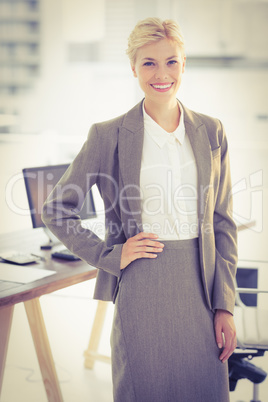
[{"x1": 0, "y1": 228, "x2": 97, "y2": 307}]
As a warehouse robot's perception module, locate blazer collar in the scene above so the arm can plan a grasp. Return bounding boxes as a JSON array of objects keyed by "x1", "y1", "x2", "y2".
[{"x1": 118, "y1": 100, "x2": 212, "y2": 230}]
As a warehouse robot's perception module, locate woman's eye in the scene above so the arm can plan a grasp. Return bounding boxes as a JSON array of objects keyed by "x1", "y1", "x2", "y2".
[
  {"x1": 143, "y1": 62, "x2": 154, "y2": 66},
  {"x1": 168, "y1": 60, "x2": 177, "y2": 65}
]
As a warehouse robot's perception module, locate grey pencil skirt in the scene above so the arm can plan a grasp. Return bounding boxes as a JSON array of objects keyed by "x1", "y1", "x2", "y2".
[{"x1": 110, "y1": 238, "x2": 230, "y2": 402}]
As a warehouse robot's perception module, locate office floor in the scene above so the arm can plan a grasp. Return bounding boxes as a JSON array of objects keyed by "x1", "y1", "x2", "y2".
[{"x1": 1, "y1": 280, "x2": 268, "y2": 402}]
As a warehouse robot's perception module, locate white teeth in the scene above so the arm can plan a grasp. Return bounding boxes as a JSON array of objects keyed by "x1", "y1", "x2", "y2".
[{"x1": 152, "y1": 84, "x2": 172, "y2": 89}]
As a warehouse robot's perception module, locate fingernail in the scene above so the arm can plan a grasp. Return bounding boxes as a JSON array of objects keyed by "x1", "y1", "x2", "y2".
[{"x1": 218, "y1": 343, "x2": 222, "y2": 349}]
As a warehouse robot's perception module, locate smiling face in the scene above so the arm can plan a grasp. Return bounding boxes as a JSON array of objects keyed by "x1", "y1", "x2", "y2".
[{"x1": 132, "y1": 38, "x2": 186, "y2": 108}]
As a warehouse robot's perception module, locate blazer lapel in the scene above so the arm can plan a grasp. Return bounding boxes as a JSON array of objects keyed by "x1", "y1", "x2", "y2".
[
  {"x1": 118, "y1": 101, "x2": 144, "y2": 230},
  {"x1": 182, "y1": 104, "x2": 214, "y2": 311},
  {"x1": 183, "y1": 105, "x2": 212, "y2": 226}
]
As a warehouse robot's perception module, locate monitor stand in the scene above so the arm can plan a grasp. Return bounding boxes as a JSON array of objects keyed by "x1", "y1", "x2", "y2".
[{"x1": 40, "y1": 227, "x2": 61, "y2": 250}]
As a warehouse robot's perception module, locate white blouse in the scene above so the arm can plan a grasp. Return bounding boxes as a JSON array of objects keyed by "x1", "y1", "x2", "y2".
[{"x1": 140, "y1": 102, "x2": 199, "y2": 240}]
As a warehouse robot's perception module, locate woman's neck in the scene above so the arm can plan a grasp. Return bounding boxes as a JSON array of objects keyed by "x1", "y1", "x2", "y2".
[{"x1": 144, "y1": 98, "x2": 180, "y2": 133}]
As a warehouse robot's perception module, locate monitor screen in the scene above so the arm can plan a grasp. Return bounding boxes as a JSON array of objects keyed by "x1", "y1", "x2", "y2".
[{"x1": 23, "y1": 164, "x2": 97, "y2": 229}]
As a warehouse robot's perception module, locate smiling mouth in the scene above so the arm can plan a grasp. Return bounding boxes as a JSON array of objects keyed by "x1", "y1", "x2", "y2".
[{"x1": 150, "y1": 83, "x2": 174, "y2": 91}]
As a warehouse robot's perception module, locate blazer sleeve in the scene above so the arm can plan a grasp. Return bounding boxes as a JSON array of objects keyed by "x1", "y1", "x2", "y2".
[
  {"x1": 41, "y1": 124, "x2": 123, "y2": 278},
  {"x1": 212, "y1": 121, "x2": 238, "y2": 314}
]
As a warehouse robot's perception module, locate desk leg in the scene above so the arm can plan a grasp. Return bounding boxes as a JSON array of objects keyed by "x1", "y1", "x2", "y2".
[
  {"x1": 0, "y1": 305, "x2": 14, "y2": 396},
  {"x1": 24, "y1": 298, "x2": 63, "y2": 402},
  {"x1": 84, "y1": 300, "x2": 111, "y2": 369}
]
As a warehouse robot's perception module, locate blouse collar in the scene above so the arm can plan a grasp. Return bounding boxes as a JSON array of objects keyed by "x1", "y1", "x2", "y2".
[{"x1": 142, "y1": 100, "x2": 185, "y2": 148}]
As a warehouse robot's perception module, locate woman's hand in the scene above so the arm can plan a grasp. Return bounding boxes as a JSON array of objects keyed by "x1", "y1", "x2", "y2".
[
  {"x1": 120, "y1": 232, "x2": 165, "y2": 270},
  {"x1": 214, "y1": 309, "x2": 237, "y2": 363}
]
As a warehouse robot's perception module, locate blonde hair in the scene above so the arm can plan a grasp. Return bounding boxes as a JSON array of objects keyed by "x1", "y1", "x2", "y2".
[{"x1": 126, "y1": 17, "x2": 185, "y2": 65}]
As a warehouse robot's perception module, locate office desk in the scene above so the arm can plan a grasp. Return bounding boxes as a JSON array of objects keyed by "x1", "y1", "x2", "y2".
[{"x1": 0, "y1": 228, "x2": 98, "y2": 402}]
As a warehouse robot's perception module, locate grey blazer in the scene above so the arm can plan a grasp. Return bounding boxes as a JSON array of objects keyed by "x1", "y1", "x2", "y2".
[{"x1": 42, "y1": 100, "x2": 238, "y2": 314}]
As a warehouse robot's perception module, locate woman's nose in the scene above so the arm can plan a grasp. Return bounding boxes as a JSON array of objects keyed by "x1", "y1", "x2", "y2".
[{"x1": 154, "y1": 65, "x2": 168, "y2": 80}]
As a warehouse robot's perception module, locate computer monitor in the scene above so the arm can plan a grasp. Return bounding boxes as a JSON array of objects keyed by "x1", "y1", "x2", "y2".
[{"x1": 22, "y1": 163, "x2": 97, "y2": 247}]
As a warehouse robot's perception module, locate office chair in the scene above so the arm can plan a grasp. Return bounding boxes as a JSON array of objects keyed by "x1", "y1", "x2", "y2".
[{"x1": 229, "y1": 286, "x2": 268, "y2": 402}]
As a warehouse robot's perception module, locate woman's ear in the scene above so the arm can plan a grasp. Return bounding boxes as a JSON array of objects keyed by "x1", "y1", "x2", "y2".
[
  {"x1": 131, "y1": 64, "x2": 137, "y2": 78},
  {"x1": 182, "y1": 56, "x2": 186, "y2": 74}
]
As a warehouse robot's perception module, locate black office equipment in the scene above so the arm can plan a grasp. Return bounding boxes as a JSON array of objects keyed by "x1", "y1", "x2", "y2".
[
  {"x1": 51, "y1": 249, "x2": 81, "y2": 261},
  {"x1": 23, "y1": 163, "x2": 97, "y2": 255},
  {"x1": 229, "y1": 351, "x2": 267, "y2": 392}
]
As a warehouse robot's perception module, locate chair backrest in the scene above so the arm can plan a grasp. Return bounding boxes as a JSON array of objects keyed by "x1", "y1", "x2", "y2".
[{"x1": 234, "y1": 304, "x2": 268, "y2": 349}]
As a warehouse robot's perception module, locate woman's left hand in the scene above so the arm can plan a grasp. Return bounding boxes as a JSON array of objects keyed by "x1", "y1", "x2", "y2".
[{"x1": 214, "y1": 309, "x2": 237, "y2": 363}]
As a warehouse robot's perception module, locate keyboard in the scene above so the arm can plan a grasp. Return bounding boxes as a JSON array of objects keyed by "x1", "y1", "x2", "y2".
[
  {"x1": 51, "y1": 248, "x2": 81, "y2": 261},
  {"x1": 0, "y1": 251, "x2": 39, "y2": 265}
]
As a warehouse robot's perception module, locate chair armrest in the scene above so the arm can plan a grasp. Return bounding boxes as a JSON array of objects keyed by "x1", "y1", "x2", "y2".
[
  {"x1": 237, "y1": 220, "x2": 256, "y2": 232},
  {"x1": 236, "y1": 288, "x2": 268, "y2": 294}
]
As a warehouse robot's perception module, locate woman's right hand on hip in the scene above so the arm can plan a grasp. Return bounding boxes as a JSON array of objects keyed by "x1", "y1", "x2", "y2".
[{"x1": 120, "y1": 232, "x2": 164, "y2": 270}]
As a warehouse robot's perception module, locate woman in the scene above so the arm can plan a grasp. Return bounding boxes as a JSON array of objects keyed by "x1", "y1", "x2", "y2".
[{"x1": 42, "y1": 18, "x2": 238, "y2": 402}]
